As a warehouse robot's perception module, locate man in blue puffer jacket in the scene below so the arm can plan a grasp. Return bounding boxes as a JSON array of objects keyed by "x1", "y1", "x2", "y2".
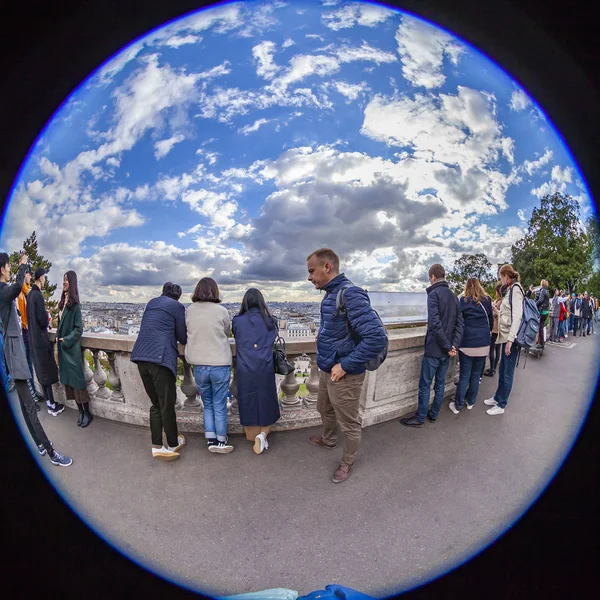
[
  {"x1": 131, "y1": 282, "x2": 187, "y2": 461},
  {"x1": 306, "y1": 248, "x2": 387, "y2": 484}
]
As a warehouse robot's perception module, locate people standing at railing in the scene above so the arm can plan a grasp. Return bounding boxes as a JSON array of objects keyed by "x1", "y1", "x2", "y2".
[
  {"x1": 549, "y1": 289, "x2": 561, "y2": 343},
  {"x1": 306, "y1": 248, "x2": 388, "y2": 484},
  {"x1": 131, "y1": 282, "x2": 187, "y2": 461},
  {"x1": 57, "y1": 270, "x2": 93, "y2": 428},
  {"x1": 185, "y1": 277, "x2": 234, "y2": 454},
  {"x1": 589, "y1": 294, "x2": 596, "y2": 334},
  {"x1": 450, "y1": 278, "x2": 493, "y2": 414},
  {"x1": 400, "y1": 263, "x2": 463, "y2": 428},
  {"x1": 527, "y1": 279, "x2": 550, "y2": 348},
  {"x1": 483, "y1": 264, "x2": 524, "y2": 416},
  {"x1": 0, "y1": 251, "x2": 72, "y2": 466},
  {"x1": 580, "y1": 292, "x2": 592, "y2": 336},
  {"x1": 26, "y1": 268, "x2": 62, "y2": 418},
  {"x1": 232, "y1": 288, "x2": 280, "y2": 455},
  {"x1": 484, "y1": 284, "x2": 502, "y2": 376}
]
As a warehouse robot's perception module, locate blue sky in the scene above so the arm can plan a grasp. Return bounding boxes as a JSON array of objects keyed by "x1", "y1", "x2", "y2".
[{"x1": 0, "y1": 0, "x2": 593, "y2": 303}]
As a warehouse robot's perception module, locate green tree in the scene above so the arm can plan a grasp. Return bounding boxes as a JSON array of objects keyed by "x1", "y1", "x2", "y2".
[
  {"x1": 10, "y1": 231, "x2": 59, "y2": 322},
  {"x1": 447, "y1": 253, "x2": 495, "y2": 295},
  {"x1": 511, "y1": 193, "x2": 592, "y2": 292}
]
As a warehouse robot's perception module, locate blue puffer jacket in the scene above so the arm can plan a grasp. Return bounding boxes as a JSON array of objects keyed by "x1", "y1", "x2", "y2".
[
  {"x1": 130, "y1": 295, "x2": 187, "y2": 377},
  {"x1": 316, "y1": 273, "x2": 387, "y2": 374}
]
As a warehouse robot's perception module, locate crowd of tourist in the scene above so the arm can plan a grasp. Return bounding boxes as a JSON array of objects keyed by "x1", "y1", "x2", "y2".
[{"x1": 1, "y1": 248, "x2": 597, "y2": 481}]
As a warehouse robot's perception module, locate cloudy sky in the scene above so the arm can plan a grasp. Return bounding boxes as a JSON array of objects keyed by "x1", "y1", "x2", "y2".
[{"x1": 0, "y1": 0, "x2": 593, "y2": 303}]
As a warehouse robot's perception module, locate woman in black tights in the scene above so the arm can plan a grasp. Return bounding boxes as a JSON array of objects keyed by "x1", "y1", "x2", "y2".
[{"x1": 484, "y1": 285, "x2": 502, "y2": 377}]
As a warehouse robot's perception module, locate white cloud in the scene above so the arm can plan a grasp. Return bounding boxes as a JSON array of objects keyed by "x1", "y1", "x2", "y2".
[
  {"x1": 282, "y1": 38, "x2": 295, "y2": 49},
  {"x1": 182, "y1": 189, "x2": 238, "y2": 230},
  {"x1": 517, "y1": 208, "x2": 528, "y2": 222},
  {"x1": 322, "y1": 2, "x2": 394, "y2": 31},
  {"x1": 395, "y1": 15, "x2": 464, "y2": 89},
  {"x1": 305, "y1": 34, "x2": 325, "y2": 41},
  {"x1": 163, "y1": 34, "x2": 201, "y2": 48},
  {"x1": 551, "y1": 165, "x2": 573, "y2": 183},
  {"x1": 335, "y1": 42, "x2": 397, "y2": 65},
  {"x1": 509, "y1": 87, "x2": 531, "y2": 111},
  {"x1": 330, "y1": 81, "x2": 369, "y2": 101},
  {"x1": 521, "y1": 148, "x2": 553, "y2": 176},
  {"x1": 253, "y1": 41, "x2": 280, "y2": 80},
  {"x1": 501, "y1": 137, "x2": 515, "y2": 164},
  {"x1": 238, "y1": 118, "x2": 271, "y2": 135},
  {"x1": 154, "y1": 134, "x2": 186, "y2": 159}
]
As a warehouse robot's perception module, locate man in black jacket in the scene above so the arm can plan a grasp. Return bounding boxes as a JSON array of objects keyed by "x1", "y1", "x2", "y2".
[{"x1": 400, "y1": 264, "x2": 464, "y2": 427}]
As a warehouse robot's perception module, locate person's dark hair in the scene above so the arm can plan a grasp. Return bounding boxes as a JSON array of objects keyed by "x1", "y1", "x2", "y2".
[
  {"x1": 0, "y1": 252, "x2": 9, "y2": 270},
  {"x1": 428, "y1": 264, "x2": 445, "y2": 280},
  {"x1": 191, "y1": 277, "x2": 221, "y2": 303},
  {"x1": 499, "y1": 264, "x2": 520, "y2": 282},
  {"x1": 161, "y1": 282, "x2": 182, "y2": 301},
  {"x1": 239, "y1": 288, "x2": 276, "y2": 330},
  {"x1": 58, "y1": 270, "x2": 80, "y2": 310}
]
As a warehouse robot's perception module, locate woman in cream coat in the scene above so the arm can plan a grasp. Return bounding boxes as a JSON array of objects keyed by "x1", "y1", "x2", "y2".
[{"x1": 483, "y1": 264, "x2": 524, "y2": 416}]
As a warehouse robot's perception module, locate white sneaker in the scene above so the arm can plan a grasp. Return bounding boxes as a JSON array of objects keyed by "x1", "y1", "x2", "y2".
[
  {"x1": 449, "y1": 401, "x2": 460, "y2": 414},
  {"x1": 466, "y1": 402, "x2": 475, "y2": 410},
  {"x1": 486, "y1": 405, "x2": 505, "y2": 415},
  {"x1": 209, "y1": 439, "x2": 234, "y2": 454},
  {"x1": 152, "y1": 446, "x2": 180, "y2": 461},
  {"x1": 254, "y1": 432, "x2": 267, "y2": 455},
  {"x1": 167, "y1": 435, "x2": 185, "y2": 452},
  {"x1": 483, "y1": 397, "x2": 498, "y2": 406}
]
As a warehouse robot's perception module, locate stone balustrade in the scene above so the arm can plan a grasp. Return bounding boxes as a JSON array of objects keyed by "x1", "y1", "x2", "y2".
[{"x1": 47, "y1": 327, "x2": 457, "y2": 433}]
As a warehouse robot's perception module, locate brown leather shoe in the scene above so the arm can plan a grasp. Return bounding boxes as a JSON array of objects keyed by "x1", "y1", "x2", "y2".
[
  {"x1": 308, "y1": 435, "x2": 337, "y2": 449},
  {"x1": 332, "y1": 463, "x2": 353, "y2": 483}
]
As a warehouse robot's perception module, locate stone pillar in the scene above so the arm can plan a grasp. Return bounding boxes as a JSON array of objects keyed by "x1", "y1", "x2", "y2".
[
  {"x1": 280, "y1": 356, "x2": 301, "y2": 410},
  {"x1": 92, "y1": 350, "x2": 111, "y2": 400},
  {"x1": 180, "y1": 357, "x2": 202, "y2": 409},
  {"x1": 82, "y1": 348, "x2": 99, "y2": 396},
  {"x1": 106, "y1": 351, "x2": 124, "y2": 402},
  {"x1": 303, "y1": 354, "x2": 319, "y2": 409}
]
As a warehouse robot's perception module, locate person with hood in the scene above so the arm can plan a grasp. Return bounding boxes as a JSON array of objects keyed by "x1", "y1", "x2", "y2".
[
  {"x1": 549, "y1": 288, "x2": 561, "y2": 343},
  {"x1": 0, "y1": 251, "x2": 72, "y2": 466},
  {"x1": 26, "y1": 267, "x2": 61, "y2": 415},
  {"x1": 232, "y1": 288, "x2": 280, "y2": 455},
  {"x1": 131, "y1": 282, "x2": 187, "y2": 461},
  {"x1": 400, "y1": 263, "x2": 463, "y2": 427},
  {"x1": 483, "y1": 264, "x2": 524, "y2": 416},
  {"x1": 57, "y1": 270, "x2": 93, "y2": 428}
]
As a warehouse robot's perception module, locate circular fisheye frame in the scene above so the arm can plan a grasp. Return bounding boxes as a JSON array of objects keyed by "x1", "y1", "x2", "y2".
[{"x1": 1, "y1": 1, "x2": 597, "y2": 599}]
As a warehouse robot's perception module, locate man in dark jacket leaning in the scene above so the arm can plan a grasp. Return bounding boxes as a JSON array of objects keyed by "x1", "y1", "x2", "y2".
[
  {"x1": 400, "y1": 264, "x2": 463, "y2": 428},
  {"x1": 131, "y1": 282, "x2": 188, "y2": 461},
  {"x1": 306, "y1": 248, "x2": 387, "y2": 484}
]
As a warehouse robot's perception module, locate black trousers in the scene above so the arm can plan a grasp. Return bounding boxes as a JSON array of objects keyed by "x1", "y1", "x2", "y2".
[
  {"x1": 488, "y1": 333, "x2": 501, "y2": 372},
  {"x1": 137, "y1": 362, "x2": 178, "y2": 447},
  {"x1": 15, "y1": 379, "x2": 53, "y2": 454},
  {"x1": 42, "y1": 384, "x2": 55, "y2": 406}
]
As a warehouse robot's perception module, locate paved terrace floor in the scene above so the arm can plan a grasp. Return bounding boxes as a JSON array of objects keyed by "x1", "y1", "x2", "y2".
[{"x1": 8, "y1": 332, "x2": 599, "y2": 598}]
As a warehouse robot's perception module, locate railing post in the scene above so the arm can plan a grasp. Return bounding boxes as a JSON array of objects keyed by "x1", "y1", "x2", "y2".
[
  {"x1": 82, "y1": 348, "x2": 99, "y2": 396},
  {"x1": 180, "y1": 357, "x2": 202, "y2": 409},
  {"x1": 280, "y1": 354, "x2": 301, "y2": 410},
  {"x1": 106, "y1": 351, "x2": 124, "y2": 402},
  {"x1": 92, "y1": 349, "x2": 111, "y2": 400},
  {"x1": 304, "y1": 354, "x2": 319, "y2": 409},
  {"x1": 228, "y1": 360, "x2": 238, "y2": 415}
]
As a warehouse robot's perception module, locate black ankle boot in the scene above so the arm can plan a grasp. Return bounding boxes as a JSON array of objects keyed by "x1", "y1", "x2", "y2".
[
  {"x1": 77, "y1": 404, "x2": 84, "y2": 426},
  {"x1": 80, "y1": 403, "x2": 93, "y2": 428}
]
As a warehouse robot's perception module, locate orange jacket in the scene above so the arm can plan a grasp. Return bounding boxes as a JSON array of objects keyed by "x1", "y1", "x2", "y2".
[{"x1": 17, "y1": 283, "x2": 30, "y2": 329}]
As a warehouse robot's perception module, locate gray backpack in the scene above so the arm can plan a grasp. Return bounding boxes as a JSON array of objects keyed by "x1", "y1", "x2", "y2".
[{"x1": 335, "y1": 284, "x2": 388, "y2": 371}]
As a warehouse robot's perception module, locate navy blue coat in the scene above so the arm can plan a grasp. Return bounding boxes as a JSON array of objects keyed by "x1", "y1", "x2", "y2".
[
  {"x1": 316, "y1": 273, "x2": 387, "y2": 374},
  {"x1": 232, "y1": 308, "x2": 280, "y2": 427},
  {"x1": 130, "y1": 295, "x2": 187, "y2": 378},
  {"x1": 424, "y1": 281, "x2": 464, "y2": 358},
  {"x1": 459, "y1": 295, "x2": 494, "y2": 348}
]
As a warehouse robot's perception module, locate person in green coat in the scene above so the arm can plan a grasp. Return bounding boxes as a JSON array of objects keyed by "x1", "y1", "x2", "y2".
[{"x1": 57, "y1": 270, "x2": 93, "y2": 427}]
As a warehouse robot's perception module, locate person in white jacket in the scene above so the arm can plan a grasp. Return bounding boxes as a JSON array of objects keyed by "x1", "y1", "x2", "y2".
[{"x1": 483, "y1": 264, "x2": 524, "y2": 416}]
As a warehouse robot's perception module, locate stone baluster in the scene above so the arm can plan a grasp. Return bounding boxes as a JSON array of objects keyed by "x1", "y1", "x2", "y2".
[
  {"x1": 106, "y1": 351, "x2": 124, "y2": 402},
  {"x1": 92, "y1": 350, "x2": 111, "y2": 400},
  {"x1": 280, "y1": 354, "x2": 301, "y2": 410},
  {"x1": 303, "y1": 354, "x2": 319, "y2": 409},
  {"x1": 228, "y1": 360, "x2": 238, "y2": 415},
  {"x1": 180, "y1": 357, "x2": 202, "y2": 410},
  {"x1": 82, "y1": 348, "x2": 99, "y2": 396}
]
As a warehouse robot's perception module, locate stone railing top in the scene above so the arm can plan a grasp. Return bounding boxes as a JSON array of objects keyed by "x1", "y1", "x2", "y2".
[{"x1": 49, "y1": 325, "x2": 427, "y2": 355}]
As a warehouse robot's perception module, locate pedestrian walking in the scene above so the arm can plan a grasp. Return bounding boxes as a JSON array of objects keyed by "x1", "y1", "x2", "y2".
[
  {"x1": 131, "y1": 282, "x2": 187, "y2": 460},
  {"x1": 306, "y1": 248, "x2": 387, "y2": 483},
  {"x1": 185, "y1": 277, "x2": 234, "y2": 454},
  {"x1": 0, "y1": 252, "x2": 72, "y2": 466},
  {"x1": 449, "y1": 279, "x2": 493, "y2": 414},
  {"x1": 57, "y1": 271, "x2": 94, "y2": 428},
  {"x1": 581, "y1": 293, "x2": 592, "y2": 336},
  {"x1": 400, "y1": 263, "x2": 463, "y2": 427},
  {"x1": 232, "y1": 288, "x2": 280, "y2": 455},
  {"x1": 483, "y1": 264, "x2": 524, "y2": 416}
]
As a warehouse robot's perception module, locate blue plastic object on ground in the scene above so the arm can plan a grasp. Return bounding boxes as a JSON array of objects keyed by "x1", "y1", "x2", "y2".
[
  {"x1": 219, "y1": 588, "x2": 299, "y2": 600},
  {"x1": 297, "y1": 584, "x2": 376, "y2": 600}
]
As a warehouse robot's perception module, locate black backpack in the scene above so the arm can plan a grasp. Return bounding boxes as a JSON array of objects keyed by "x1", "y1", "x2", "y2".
[{"x1": 335, "y1": 284, "x2": 388, "y2": 371}]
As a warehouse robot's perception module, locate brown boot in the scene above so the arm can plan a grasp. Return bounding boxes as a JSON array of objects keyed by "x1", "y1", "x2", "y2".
[
  {"x1": 308, "y1": 435, "x2": 337, "y2": 449},
  {"x1": 332, "y1": 463, "x2": 354, "y2": 483}
]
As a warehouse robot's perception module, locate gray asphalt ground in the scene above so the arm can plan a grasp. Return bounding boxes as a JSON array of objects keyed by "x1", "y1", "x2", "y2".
[{"x1": 9, "y1": 332, "x2": 599, "y2": 598}]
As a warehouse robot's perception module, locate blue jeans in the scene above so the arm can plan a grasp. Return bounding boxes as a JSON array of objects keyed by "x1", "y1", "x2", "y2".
[
  {"x1": 494, "y1": 343, "x2": 519, "y2": 409},
  {"x1": 568, "y1": 314, "x2": 574, "y2": 332},
  {"x1": 455, "y1": 352, "x2": 486, "y2": 410},
  {"x1": 416, "y1": 356, "x2": 450, "y2": 422},
  {"x1": 194, "y1": 365, "x2": 231, "y2": 442},
  {"x1": 1, "y1": 332, "x2": 11, "y2": 392}
]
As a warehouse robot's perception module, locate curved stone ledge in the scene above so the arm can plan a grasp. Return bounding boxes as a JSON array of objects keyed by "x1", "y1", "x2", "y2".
[{"x1": 47, "y1": 326, "x2": 456, "y2": 433}]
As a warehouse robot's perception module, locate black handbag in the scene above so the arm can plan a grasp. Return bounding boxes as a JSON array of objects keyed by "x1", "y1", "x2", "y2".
[{"x1": 273, "y1": 336, "x2": 295, "y2": 375}]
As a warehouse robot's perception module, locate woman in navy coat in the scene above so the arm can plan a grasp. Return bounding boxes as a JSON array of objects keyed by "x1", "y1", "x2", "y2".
[{"x1": 232, "y1": 288, "x2": 280, "y2": 454}]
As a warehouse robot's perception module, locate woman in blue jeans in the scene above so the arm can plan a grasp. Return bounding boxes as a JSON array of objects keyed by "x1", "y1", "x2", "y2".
[
  {"x1": 184, "y1": 277, "x2": 234, "y2": 453},
  {"x1": 449, "y1": 278, "x2": 494, "y2": 414}
]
